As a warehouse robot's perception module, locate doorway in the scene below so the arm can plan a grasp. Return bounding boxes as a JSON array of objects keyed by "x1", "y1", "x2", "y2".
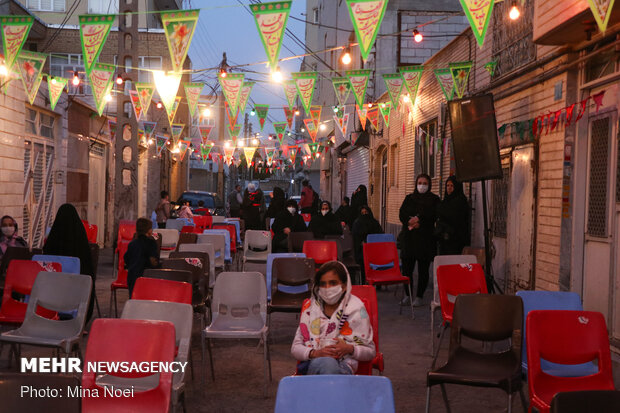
[
  {"x1": 380, "y1": 149, "x2": 388, "y2": 229},
  {"x1": 88, "y1": 142, "x2": 106, "y2": 245}
]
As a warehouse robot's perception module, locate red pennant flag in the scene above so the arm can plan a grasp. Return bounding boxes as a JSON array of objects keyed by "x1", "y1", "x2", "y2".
[
  {"x1": 565, "y1": 103, "x2": 576, "y2": 126},
  {"x1": 592, "y1": 90, "x2": 605, "y2": 113},
  {"x1": 551, "y1": 109, "x2": 562, "y2": 132},
  {"x1": 575, "y1": 97, "x2": 590, "y2": 123}
]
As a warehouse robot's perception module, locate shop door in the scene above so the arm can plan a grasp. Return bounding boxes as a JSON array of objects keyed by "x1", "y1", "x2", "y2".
[{"x1": 88, "y1": 142, "x2": 106, "y2": 245}]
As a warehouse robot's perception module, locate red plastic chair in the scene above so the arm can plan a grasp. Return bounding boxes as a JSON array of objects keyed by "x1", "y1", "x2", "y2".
[
  {"x1": 180, "y1": 225, "x2": 196, "y2": 234},
  {"x1": 351, "y1": 285, "x2": 384, "y2": 374},
  {"x1": 117, "y1": 220, "x2": 136, "y2": 244},
  {"x1": 0, "y1": 260, "x2": 61, "y2": 324},
  {"x1": 81, "y1": 220, "x2": 98, "y2": 244},
  {"x1": 212, "y1": 223, "x2": 238, "y2": 254},
  {"x1": 132, "y1": 277, "x2": 192, "y2": 305},
  {"x1": 193, "y1": 215, "x2": 212, "y2": 232},
  {"x1": 82, "y1": 318, "x2": 175, "y2": 413},
  {"x1": 432, "y1": 263, "x2": 488, "y2": 365},
  {"x1": 109, "y1": 221, "x2": 135, "y2": 317},
  {"x1": 362, "y1": 242, "x2": 414, "y2": 318},
  {"x1": 302, "y1": 240, "x2": 338, "y2": 268},
  {"x1": 527, "y1": 310, "x2": 615, "y2": 413}
]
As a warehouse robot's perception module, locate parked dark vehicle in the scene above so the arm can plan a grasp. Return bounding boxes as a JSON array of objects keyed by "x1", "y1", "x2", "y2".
[{"x1": 171, "y1": 191, "x2": 224, "y2": 217}]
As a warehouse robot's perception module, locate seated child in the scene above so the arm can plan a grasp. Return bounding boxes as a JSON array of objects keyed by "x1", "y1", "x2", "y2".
[{"x1": 124, "y1": 217, "x2": 159, "y2": 297}]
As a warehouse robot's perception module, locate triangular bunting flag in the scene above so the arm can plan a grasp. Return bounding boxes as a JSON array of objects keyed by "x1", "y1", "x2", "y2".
[
  {"x1": 587, "y1": 0, "x2": 616, "y2": 33},
  {"x1": 225, "y1": 102, "x2": 240, "y2": 135},
  {"x1": 143, "y1": 121, "x2": 157, "y2": 140},
  {"x1": 88, "y1": 62, "x2": 115, "y2": 116},
  {"x1": 238, "y1": 81, "x2": 254, "y2": 115},
  {"x1": 199, "y1": 125, "x2": 213, "y2": 145},
  {"x1": 283, "y1": 79, "x2": 298, "y2": 110},
  {"x1": 129, "y1": 90, "x2": 143, "y2": 121},
  {"x1": 304, "y1": 118, "x2": 318, "y2": 142},
  {"x1": 156, "y1": 135, "x2": 169, "y2": 157},
  {"x1": 310, "y1": 105, "x2": 322, "y2": 130},
  {"x1": 135, "y1": 82, "x2": 155, "y2": 116},
  {"x1": 292, "y1": 72, "x2": 317, "y2": 114},
  {"x1": 78, "y1": 14, "x2": 115, "y2": 75},
  {"x1": 345, "y1": 0, "x2": 388, "y2": 62},
  {"x1": 399, "y1": 66, "x2": 424, "y2": 104},
  {"x1": 251, "y1": 1, "x2": 292, "y2": 71},
  {"x1": 459, "y1": 0, "x2": 494, "y2": 47},
  {"x1": 224, "y1": 146, "x2": 235, "y2": 165},
  {"x1": 382, "y1": 74, "x2": 403, "y2": 109},
  {"x1": 288, "y1": 146, "x2": 297, "y2": 164},
  {"x1": 255, "y1": 104, "x2": 269, "y2": 130},
  {"x1": 273, "y1": 122, "x2": 288, "y2": 145},
  {"x1": 265, "y1": 148, "x2": 276, "y2": 165},
  {"x1": 284, "y1": 107, "x2": 295, "y2": 128},
  {"x1": 0, "y1": 15, "x2": 33, "y2": 70},
  {"x1": 243, "y1": 147, "x2": 257, "y2": 163},
  {"x1": 346, "y1": 69, "x2": 372, "y2": 108},
  {"x1": 367, "y1": 106, "x2": 380, "y2": 132},
  {"x1": 229, "y1": 124, "x2": 242, "y2": 144},
  {"x1": 137, "y1": 129, "x2": 145, "y2": 145},
  {"x1": 108, "y1": 119, "x2": 117, "y2": 141},
  {"x1": 334, "y1": 106, "x2": 350, "y2": 137},
  {"x1": 184, "y1": 82, "x2": 203, "y2": 117},
  {"x1": 450, "y1": 61, "x2": 472, "y2": 99},
  {"x1": 379, "y1": 102, "x2": 391, "y2": 127},
  {"x1": 434, "y1": 68, "x2": 454, "y2": 101},
  {"x1": 200, "y1": 142, "x2": 214, "y2": 164},
  {"x1": 16, "y1": 51, "x2": 46, "y2": 105},
  {"x1": 332, "y1": 77, "x2": 352, "y2": 106},
  {"x1": 171, "y1": 123, "x2": 184, "y2": 145},
  {"x1": 161, "y1": 9, "x2": 200, "y2": 72},
  {"x1": 153, "y1": 70, "x2": 182, "y2": 116},
  {"x1": 308, "y1": 142, "x2": 320, "y2": 157},
  {"x1": 484, "y1": 61, "x2": 497, "y2": 77},
  {"x1": 47, "y1": 76, "x2": 67, "y2": 111},
  {"x1": 178, "y1": 139, "x2": 191, "y2": 161},
  {"x1": 218, "y1": 72, "x2": 245, "y2": 119},
  {"x1": 167, "y1": 96, "x2": 182, "y2": 126},
  {"x1": 356, "y1": 104, "x2": 368, "y2": 131}
]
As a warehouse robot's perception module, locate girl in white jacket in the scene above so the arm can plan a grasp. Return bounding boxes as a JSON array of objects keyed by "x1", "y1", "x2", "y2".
[{"x1": 291, "y1": 261, "x2": 375, "y2": 374}]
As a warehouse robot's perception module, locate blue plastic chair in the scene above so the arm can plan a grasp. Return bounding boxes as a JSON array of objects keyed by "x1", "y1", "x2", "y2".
[
  {"x1": 32, "y1": 255, "x2": 80, "y2": 274},
  {"x1": 224, "y1": 219, "x2": 241, "y2": 246},
  {"x1": 366, "y1": 233, "x2": 396, "y2": 244},
  {"x1": 166, "y1": 219, "x2": 185, "y2": 231},
  {"x1": 150, "y1": 211, "x2": 158, "y2": 229},
  {"x1": 203, "y1": 229, "x2": 231, "y2": 263},
  {"x1": 266, "y1": 253, "x2": 306, "y2": 300},
  {"x1": 517, "y1": 290, "x2": 598, "y2": 377},
  {"x1": 178, "y1": 217, "x2": 194, "y2": 227},
  {"x1": 274, "y1": 375, "x2": 396, "y2": 413}
]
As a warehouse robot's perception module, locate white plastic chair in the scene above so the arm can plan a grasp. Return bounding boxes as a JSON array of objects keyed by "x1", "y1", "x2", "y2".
[
  {"x1": 154, "y1": 228, "x2": 180, "y2": 259},
  {"x1": 166, "y1": 218, "x2": 185, "y2": 231},
  {"x1": 243, "y1": 230, "x2": 271, "y2": 267},
  {"x1": 203, "y1": 229, "x2": 232, "y2": 264},
  {"x1": 211, "y1": 216, "x2": 225, "y2": 224},
  {"x1": 197, "y1": 234, "x2": 226, "y2": 270},
  {"x1": 430, "y1": 254, "x2": 477, "y2": 354},
  {"x1": 202, "y1": 271, "x2": 271, "y2": 396}
]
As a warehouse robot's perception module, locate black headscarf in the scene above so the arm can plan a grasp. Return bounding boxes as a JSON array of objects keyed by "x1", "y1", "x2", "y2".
[
  {"x1": 43, "y1": 204, "x2": 94, "y2": 277},
  {"x1": 266, "y1": 186, "x2": 286, "y2": 218},
  {"x1": 443, "y1": 175, "x2": 464, "y2": 200}
]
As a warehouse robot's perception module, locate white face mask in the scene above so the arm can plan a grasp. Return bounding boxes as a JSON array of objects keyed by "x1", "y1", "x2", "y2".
[
  {"x1": 2, "y1": 226, "x2": 15, "y2": 237},
  {"x1": 321, "y1": 210, "x2": 329, "y2": 216},
  {"x1": 287, "y1": 207, "x2": 296, "y2": 214},
  {"x1": 318, "y1": 285, "x2": 344, "y2": 305},
  {"x1": 417, "y1": 184, "x2": 429, "y2": 194}
]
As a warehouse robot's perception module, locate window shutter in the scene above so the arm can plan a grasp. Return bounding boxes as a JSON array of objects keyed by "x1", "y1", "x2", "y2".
[
  {"x1": 53, "y1": 0, "x2": 65, "y2": 12},
  {"x1": 40, "y1": 0, "x2": 52, "y2": 11}
]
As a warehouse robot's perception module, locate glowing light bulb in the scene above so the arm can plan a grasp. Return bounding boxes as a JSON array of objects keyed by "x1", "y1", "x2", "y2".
[
  {"x1": 50, "y1": 77, "x2": 57, "y2": 85},
  {"x1": 224, "y1": 141, "x2": 230, "y2": 148},
  {"x1": 148, "y1": 138, "x2": 154, "y2": 145},
  {"x1": 294, "y1": 109, "x2": 300, "y2": 116},
  {"x1": 219, "y1": 68, "x2": 227, "y2": 78},
  {"x1": 250, "y1": 108, "x2": 256, "y2": 116},
  {"x1": 319, "y1": 124, "x2": 326, "y2": 131},
  {"x1": 72, "y1": 72, "x2": 80, "y2": 86},
  {"x1": 380, "y1": 103, "x2": 386, "y2": 108},
  {"x1": 156, "y1": 101, "x2": 163, "y2": 109},
  {"x1": 403, "y1": 94, "x2": 411, "y2": 103},
  {"x1": 509, "y1": 4, "x2": 520, "y2": 20},
  {"x1": 341, "y1": 46, "x2": 352, "y2": 65},
  {"x1": 0, "y1": 65, "x2": 8, "y2": 77},
  {"x1": 116, "y1": 75, "x2": 123, "y2": 85},
  {"x1": 301, "y1": 128, "x2": 305, "y2": 133},
  {"x1": 271, "y1": 66, "x2": 283, "y2": 83},
  {"x1": 333, "y1": 106, "x2": 339, "y2": 113},
  {"x1": 237, "y1": 140, "x2": 244, "y2": 147},
  {"x1": 367, "y1": 103, "x2": 373, "y2": 108},
  {"x1": 105, "y1": 93, "x2": 112, "y2": 102},
  {"x1": 413, "y1": 29, "x2": 423, "y2": 43},
  {"x1": 252, "y1": 138, "x2": 258, "y2": 146},
  {"x1": 203, "y1": 107, "x2": 211, "y2": 117}
]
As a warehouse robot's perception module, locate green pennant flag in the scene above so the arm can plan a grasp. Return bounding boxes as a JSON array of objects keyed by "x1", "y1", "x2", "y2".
[
  {"x1": 225, "y1": 102, "x2": 239, "y2": 135},
  {"x1": 218, "y1": 72, "x2": 245, "y2": 119},
  {"x1": 346, "y1": 69, "x2": 371, "y2": 108},
  {"x1": 0, "y1": 15, "x2": 34, "y2": 70},
  {"x1": 484, "y1": 60, "x2": 497, "y2": 77},
  {"x1": 283, "y1": 79, "x2": 298, "y2": 110},
  {"x1": 587, "y1": 0, "x2": 616, "y2": 33},
  {"x1": 382, "y1": 74, "x2": 403, "y2": 109},
  {"x1": 459, "y1": 0, "x2": 494, "y2": 47},
  {"x1": 284, "y1": 107, "x2": 294, "y2": 128},
  {"x1": 229, "y1": 124, "x2": 242, "y2": 144},
  {"x1": 161, "y1": 9, "x2": 200, "y2": 73},
  {"x1": 308, "y1": 142, "x2": 320, "y2": 155},
  {"x1": 255, "y1": 104, "x2": 269, "y2": 131},
  {"x1": 332, "y1": 77, "x2": 352, "y2": 107},
  {"x1": 265, "y1": 148, "x2": 276, "y2": 165},
  {"x1": 288, "y1": 146, "x2": 297, "y2": 164},
  {"x1": 345, "y1": 0, "x2": 388, "y2": 62},
  {"x1": 143, "y1": 121, "x2": 157, "y2": 140},
  {"x1": 273, "y1": 121, "x2": 288, "y2": 145},
  {"x1": 135, "y1": 82, "x2": 155, "y2": 116},
  {"x1": 303, "y1": 118, "x2": 318, "y2": 142},
  {"x1": 156, "y1": 135, "x2": 169, "y2": 157},
  {"x1": 379, "y1": 102, "x2": 392, "y2": 127},
  {"x1": 167, "y1": 96, "x2": 182, "y2": 127},
  {"x1": 200, "y1": 142, "x2": 214, "y2": 164},
  {"x1": 178, "y1": 139, "x2": 191, "y2": 161},
  {"x1": 184, "y1": 82, "x2": 203, "y2": 117},
  {"x1": 292, "y1": 71, "x2": 317, "y2": 114},
  {"x1": 78, "y1": 14, "x2": 115, "y2": 75},
  {"x1": 310, "y1": 105, "x2": 322, "y2": 132},
  {"x1": 399, "y1": 66, "x2": 424, "y2": 104},
  {"x1": 47, "y1": 76, "x2": 67, "y2": 111},
  {"x1": 129, "y1": 90, "x2": 143, "y2": 121},
  {"x1": 88, "y1": 62, "x2": 114, "y2": 116},
  {"x1": 434, "y1": 68, "x2": 454, "y2": 101},
  {"x1": 153, "y1": 70, "x2": 182, "y2": 117},
  {"x1": 16, "y1": 51, "x2": 46, "y2": 105},
  {"x1": 238, "y1": 81, "x2": 254, "y2": 115},
  {"x1": 251, "y1": 1, "x2": 292, "y2": 71},
  {"x1": 199, "y1": 125, "x2": 213, "y2": 145},
  {"x1": 171, "y1": 123, "x2": 184, "y2": 145},
  {"x1": 450, "y1": 61, "x2": 472, "y2": 99}
]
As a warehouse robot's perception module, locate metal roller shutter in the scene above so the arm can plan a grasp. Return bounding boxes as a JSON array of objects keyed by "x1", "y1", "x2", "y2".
[{"x1": 346, "y1": 147, "x2": 370, "y2": 197}]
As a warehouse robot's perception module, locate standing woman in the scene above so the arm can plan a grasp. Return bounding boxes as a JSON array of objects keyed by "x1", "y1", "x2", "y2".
[
  {"x1": 399, "y1": 174, "x2": 440, "y2": 307},
  {"x1": 436, "y1": 176, "x2": 470, "y2": 255},
  {"x1": 350, "y1": 185, "x2": 368, "y2": 223},
  {"x1": 266, "y1": 186, "x2": 286, "y2": 219},
  {"x1": 43, "y1": 204, "x2": 96, "y2": 321}
]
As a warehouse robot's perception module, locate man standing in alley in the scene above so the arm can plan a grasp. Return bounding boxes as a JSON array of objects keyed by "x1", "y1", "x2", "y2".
[
  {"x1": 228, "y1": 184, "x2": 243, "y2": 218},
  {"x1": 155, "y1": 191, "x2": 171, "y2": 229}
]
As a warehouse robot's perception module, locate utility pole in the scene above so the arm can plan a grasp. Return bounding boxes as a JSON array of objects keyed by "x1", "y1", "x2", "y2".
[{"x1": 114, "y1": 0, "x2": 139, "y2": 227}]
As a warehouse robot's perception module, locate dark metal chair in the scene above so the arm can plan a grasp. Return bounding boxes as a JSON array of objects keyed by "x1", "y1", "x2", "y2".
[
  {"x1": 175, "y1": 232, "x2": 197, "y2": 252},
  {"x1": 143, "y1": 268, "x2": 193, "y2": 284},
  {"x1": 425, "y1": 294, "x2": 526, "y2": 413},
  {"x1": 551, "y1": 390, "x2": 620, "y2": 413},
  {"x1": 268, "y1": 257, "x2": 314, "y2": 316},
  {"x1": 287, "y1": 231, "x2": 314, "y2": 253}
]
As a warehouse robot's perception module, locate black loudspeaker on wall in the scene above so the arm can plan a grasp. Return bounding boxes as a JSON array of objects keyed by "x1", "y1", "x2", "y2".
[{"x1": 448, "y1": 93, "x2": 502, "y2": 182}]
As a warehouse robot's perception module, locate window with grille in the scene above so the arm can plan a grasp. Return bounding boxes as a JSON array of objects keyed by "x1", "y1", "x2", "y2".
[
  {"x1": 416, "y1": 120, "x2": 436, "y2": 178},
  {"x1": 138, "y1": 56, "x2": 163, "y2": 83},
  {"x1": 492, "y1": 164, "x2": 510, "y2": 237},
  {"x1": 23, "y1": 140, "x2": 55, "y2": 247},
  {"x1": 50, "y1": 54, "x2": 91, "y2": 96},
  {"x1": 313, "y1": 7, "x2": 319, "y2": 23},
  {"x1": 25, "y1": 107, "x2": 56, "y2": 139},
  {"x1": 27, "y1": 0, "x2": 64, "y2": 12},
  {"x1": 587, "y1": 117, "x2": 611, "y2": 237}
]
